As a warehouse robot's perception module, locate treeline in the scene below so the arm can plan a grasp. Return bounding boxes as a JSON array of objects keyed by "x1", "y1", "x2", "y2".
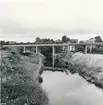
[
  {"x1": 1, "y1": 35, "x2": 103, "y2": 45},
  {"x1": 76, "y1": 36, "x2": 103, "y2": 54},
  {"x1": 0, "y1": 35, "x2": 78, "y2": 45},
  {"x1": 1, "y1": 35, "x2": 103, "y2": 55}
]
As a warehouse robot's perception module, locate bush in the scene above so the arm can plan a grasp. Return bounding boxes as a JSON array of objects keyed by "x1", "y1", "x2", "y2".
[
  {"x1": 1, "y1": 82, "x2": 49, "y2": 105},
  {"x1": 92, "y1": 47, "x2": 103, "y2": 54},
  {"x1": 1, "y1": 50, "x2": 49, "y2": 105}
]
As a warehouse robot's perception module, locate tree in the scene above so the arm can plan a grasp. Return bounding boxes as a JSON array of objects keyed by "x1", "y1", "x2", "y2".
[
  {"x1": 95, "y1": 36, "x2": 102, "y2": 42},
  {"x1": 0, "y1": 41, "x2": 6, "y2": 48},
  {"x1": 95, "y1": 36, "x2": 103, "y2": 48},
  {"x1": 0, "y1": 41, "x2": 6, "y2": 45},
  {"x1": 55, "y1": 39, "x2": 62, "y2": 44},
  {"x1": 43, "y1": 38, "x2": 54, "y2": 44},
  {"x1": 62, "y1": 35, "x2": 70, "y2": 43},
  {"x1": 79, "y1": 41, "x2": 84, "y2": 43},
  {"x1": 70, "y1": 39, "x2": 78, "y2": 43},
  {"x1": 35, "y1": 37, "x2": 43, "y2": 44}
]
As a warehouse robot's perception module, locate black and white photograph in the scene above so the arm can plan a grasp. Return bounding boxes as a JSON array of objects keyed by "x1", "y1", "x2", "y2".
[{"x1": 0, "y1": 0, "x2": 103, "y2": 105}]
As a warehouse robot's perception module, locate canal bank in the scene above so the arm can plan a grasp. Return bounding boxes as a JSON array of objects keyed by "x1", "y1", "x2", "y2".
[
  {"x1": 59, "y1": 52, "x2": 103, "y2": 89},
  {"x1": 1, "y1": 48, "x2": 49, "y2": 105}
]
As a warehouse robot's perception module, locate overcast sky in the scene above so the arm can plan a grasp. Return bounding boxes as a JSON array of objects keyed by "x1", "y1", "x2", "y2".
[{"x1": 0, "y1": 0, "x2": 103, "y2": 42}]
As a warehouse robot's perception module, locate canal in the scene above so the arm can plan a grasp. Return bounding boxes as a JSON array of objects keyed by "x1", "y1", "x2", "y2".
[{"x1": 41, "y1": 71, "x2": 103, "y2": 105}]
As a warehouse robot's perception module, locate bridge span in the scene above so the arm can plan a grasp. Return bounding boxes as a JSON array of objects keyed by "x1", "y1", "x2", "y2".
[{"x1": 2, "y1": 43, "x2": 103, "y2": 67}]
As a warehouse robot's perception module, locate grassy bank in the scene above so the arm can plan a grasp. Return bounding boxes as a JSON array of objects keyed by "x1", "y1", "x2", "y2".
[
  {"x1": 56, "y1": 52, "x2": 103, "y2": 89},
  {"x1": 67, "y1": 52, "x2": 103, "y2": 89},
  {"x1": 0, "y1": 48, "x2": 49, "y2": 105}
]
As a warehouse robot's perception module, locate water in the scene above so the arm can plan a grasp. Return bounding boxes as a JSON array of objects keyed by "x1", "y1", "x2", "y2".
[{"x1": 41, "y1": 71, "x2": 103, "y2": 105}]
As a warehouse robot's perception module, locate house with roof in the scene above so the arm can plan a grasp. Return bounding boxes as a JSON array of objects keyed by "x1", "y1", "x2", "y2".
[
  {"x1": 62, "y1": 41, "x2": 76, "y2": 52},
  {"x1": 85, "y1": 38, "x2": 96, "y2": 53}
]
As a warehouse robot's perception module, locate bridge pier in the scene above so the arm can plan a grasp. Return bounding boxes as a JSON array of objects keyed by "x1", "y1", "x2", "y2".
[
  {"x1": 67, "y1": 45, "x2": 70, "y2": 53},
  {"x1": 23, "y1": 46, "x2": 26, "y2": 53},
  {"x1": 36, "y1": 46, "x2": 41, "y2": 54},
  {"x1": 36, "y1": 46, "x2": 38, "y2": 54},
  {"x1": 52, "y1": 46, "x2": 55, "y2": 67},
  {"x1": 89, "y1": 46, "x2": 92, "y2": 53},
  {"x1": 84, "y1": 45, "x2": 87, "y2": 54}
]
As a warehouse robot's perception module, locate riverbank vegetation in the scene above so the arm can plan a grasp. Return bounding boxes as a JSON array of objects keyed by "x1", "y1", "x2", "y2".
[
  {"x1": 0, "y1": 48, "x2": 49, "y2": 105},
  {"x1": 65, "y1": 52, "x2": 103, "y2": 89}
]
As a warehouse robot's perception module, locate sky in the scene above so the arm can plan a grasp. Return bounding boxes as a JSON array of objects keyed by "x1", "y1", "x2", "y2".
[{"x1": 0, "y1": 0, "x2": 103, "y2": 42}]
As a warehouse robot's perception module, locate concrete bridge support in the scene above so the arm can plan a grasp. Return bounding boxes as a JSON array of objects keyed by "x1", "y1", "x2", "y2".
[
  {"x1": 89, "y1": 46, "x2": 93, "y2": 53},
  {"x1": 52, "y1": 46, "x2": 55, "y2": 67},
  {"x1": 23, "y1": 46, "x2": 26, "y2": 53},
  {"x1": 84, "y1": 45, "x2": 87, "y2": 54},
  {"x1": 67, "y1": 45, "x2": 70, "y2": 53},
  {"x1": 36, "y1": 46, "x2": 41, "y2": 54},
  {"x1": 36, "y1": 46, "x2": 38, "y2": 54}
]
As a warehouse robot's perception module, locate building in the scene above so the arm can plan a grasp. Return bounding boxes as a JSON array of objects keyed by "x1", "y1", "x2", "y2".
[
  {"x1": 86, "y1": 38, "x2": 96, "y2": 53},
  {"x1": 62, "y1": 41, "x2": 76, "y2": 52}
]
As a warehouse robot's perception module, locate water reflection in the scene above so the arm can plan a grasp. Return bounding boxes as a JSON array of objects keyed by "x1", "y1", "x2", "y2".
[{"x1": 41, "y1": 71, "x2": 103, "y2": 105}]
